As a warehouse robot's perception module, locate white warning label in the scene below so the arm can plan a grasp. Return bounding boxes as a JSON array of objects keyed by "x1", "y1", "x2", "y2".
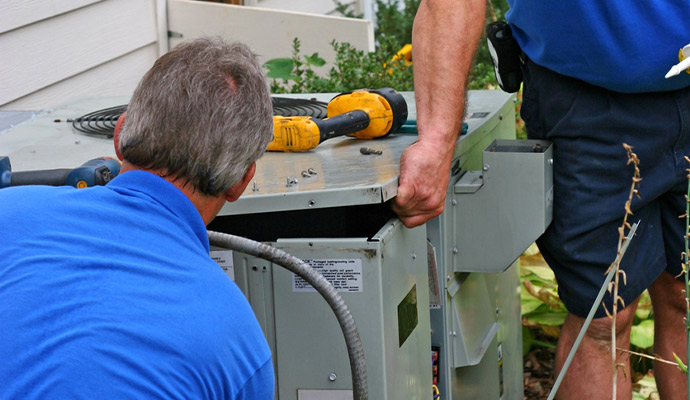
[
  {"x1": 293, "y1": 259, "x2": 363, "y2": 293},
  {"x1": 210, "y1": 250, "x2": 235, "y2": 281}
]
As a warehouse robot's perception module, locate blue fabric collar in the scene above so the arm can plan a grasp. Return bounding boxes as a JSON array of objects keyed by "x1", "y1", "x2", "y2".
[{"x1": 106, "y1": 170, "x2": 209, "y2": 251}]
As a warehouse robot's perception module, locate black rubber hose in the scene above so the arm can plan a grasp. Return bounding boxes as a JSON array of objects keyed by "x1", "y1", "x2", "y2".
[{"x1": 207, "y1": 230, "x2": 368, "y2": 400}]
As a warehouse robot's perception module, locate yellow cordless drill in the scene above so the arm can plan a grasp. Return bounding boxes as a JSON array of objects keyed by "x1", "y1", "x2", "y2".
[{"x1": 268, "y1": 88, "x2": 408, "y2": 152}]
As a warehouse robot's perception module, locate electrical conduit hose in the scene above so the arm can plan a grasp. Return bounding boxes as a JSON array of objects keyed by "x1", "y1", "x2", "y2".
[{"x1": 207, "y1": 230, "x2": 368, "y2": 400}]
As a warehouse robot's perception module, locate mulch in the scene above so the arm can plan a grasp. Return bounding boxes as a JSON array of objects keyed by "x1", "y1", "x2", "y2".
[{"x1": 523, "y1": 328, "x2": 557, "y2": 400}]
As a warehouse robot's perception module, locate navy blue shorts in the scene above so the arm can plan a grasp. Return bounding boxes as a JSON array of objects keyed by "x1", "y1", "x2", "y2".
[{"x1": 521, "y1": 58, "x2": 690, "y2": 318}]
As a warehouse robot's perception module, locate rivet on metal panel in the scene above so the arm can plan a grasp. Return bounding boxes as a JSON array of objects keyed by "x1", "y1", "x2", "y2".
[
  {"x1": 329, "y1": 373, "x2": 337, "y2": 382},
  {"x1": 452, "y1": 247, "x2": 458, "y2": 254},
  {"x1": 411, "y1": 253, "x2": 417, "y2": 260},
  {"x1": 451, "y1": 199, "x2": 457, "y2": 206},
  {"x1": 449, "y1": 331, "x2": 457, "y2": 336},
  {"x1": 308, "y1": 199, "x2": 316, "y2": 207},
  {"x1": 549, "y1": 158, "x2": 554, "y2": 165},
  {"x1": 482, "y1": 164, "x2": 490, "y2": 171}
]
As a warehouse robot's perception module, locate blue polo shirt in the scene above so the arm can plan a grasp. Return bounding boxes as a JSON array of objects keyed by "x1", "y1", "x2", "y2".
[
  {"x1": 506, "y1": 1, "x2": 690, "y2": 93},
  {"x1": 0, "y1": 171, "x2": 273, "y2": 399}
]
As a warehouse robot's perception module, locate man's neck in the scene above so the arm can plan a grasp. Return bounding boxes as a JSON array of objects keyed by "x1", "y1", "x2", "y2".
[{"x1": 118, "y1": 161, "x2": 225, "y2": 225}]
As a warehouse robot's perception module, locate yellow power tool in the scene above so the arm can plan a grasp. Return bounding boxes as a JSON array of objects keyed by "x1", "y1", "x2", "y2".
[{"x1": 268, "y1": 88, "x2": 408, "y2": 152}]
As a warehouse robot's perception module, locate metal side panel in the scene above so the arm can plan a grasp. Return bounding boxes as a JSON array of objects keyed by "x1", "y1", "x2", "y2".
[
  {"x1": 452, "y1": 140, "x2": 553, "y2": 273},
  {"x1": 446, "y1": 273, "x2": 498, "y2": 368},
  {"x1": 267, "y1": 219, "x2": 430, "y2": 400}
]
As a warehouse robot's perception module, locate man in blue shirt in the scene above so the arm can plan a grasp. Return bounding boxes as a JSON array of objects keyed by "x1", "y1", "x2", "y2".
[
  {"x1": 397, "y1": 1, "x2": 690, "y2": 398},
  {"x1": 0, "y1": 37, "x2": 275, "y2": 399}
]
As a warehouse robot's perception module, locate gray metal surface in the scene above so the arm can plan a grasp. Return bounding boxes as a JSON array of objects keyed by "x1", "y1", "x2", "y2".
[
  {"x1": 231, "y1": 220, "x2": 431, "y2": 400},
  {"x1": 0, "y1": 91, "x2": 515, "y2": 217},
  {"x1": 452, "y1": 139, "x2": 553, "y2": 273}
]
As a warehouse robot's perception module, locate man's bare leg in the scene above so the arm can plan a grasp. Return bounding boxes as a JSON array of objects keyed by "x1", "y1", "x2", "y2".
[
  {"x1": 648, "y1": 270, "x2": 688, "y2": 399},
  {"x1": 554, "y1": 298, "x2": 639, "y2": 400}
]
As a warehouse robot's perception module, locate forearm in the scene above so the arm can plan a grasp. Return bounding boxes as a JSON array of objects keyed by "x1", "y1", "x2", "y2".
[{"x1": 412, "y1": 0, "x2": 486, "y2": 157}]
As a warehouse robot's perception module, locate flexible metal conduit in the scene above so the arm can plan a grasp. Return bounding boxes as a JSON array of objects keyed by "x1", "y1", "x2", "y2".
[{"x1": 207, "y1": 230, "x2": 368, "y2": 400}]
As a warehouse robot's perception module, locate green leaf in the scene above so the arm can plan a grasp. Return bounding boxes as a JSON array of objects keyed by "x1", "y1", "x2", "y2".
[
  {"x1": 673, "y1": 353, "x2": 688, "y2": 373},
  {"x1": 525, "y1": 311, "x2": 567, "y2": 326},
  {"x1": 522, "y1": 265, "x2": 556, "y2": 282},
  {"x1": 522, "y1": 326, "x2": 532, "y2": 355},
  {"x1": 304, "y1": 53, "x2": 326, "y2": 67},
  {"x1": 263, "y1": 58, "x2": 299, "y2": 80},
  {"x1": 632, "y1": 375, "x2": 658, "y2": 399},
  {"x1": 521, "y1": 294, "x2": 544, "y2": 315},
  {"x1": 630, "y1": 319, "x2": 654, "y2": 349}
]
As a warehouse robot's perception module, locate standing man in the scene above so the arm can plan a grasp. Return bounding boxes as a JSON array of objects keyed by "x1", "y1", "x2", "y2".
[
  {"x1": 394, "y1": 1, "x2": 690, "y2": 398},
  {"x1": 0, "y1": 37, "x2": 275, "y2": 399}
]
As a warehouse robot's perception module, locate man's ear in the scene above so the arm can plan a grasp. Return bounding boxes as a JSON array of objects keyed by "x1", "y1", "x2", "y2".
[{"x1": 223, "y1": 162, "x2": 256, "y2": 203}]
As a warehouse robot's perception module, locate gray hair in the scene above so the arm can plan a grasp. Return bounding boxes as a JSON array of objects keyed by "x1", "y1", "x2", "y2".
[{"x1": 119, "y1": 37, "x2": 273, "y2": 195}]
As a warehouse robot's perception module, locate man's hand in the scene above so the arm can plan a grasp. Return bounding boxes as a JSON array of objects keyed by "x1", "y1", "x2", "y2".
[
  {"x1": 395, "y1": 0, "x2": 485, "y2": 228},
  {"x1": 392, "y1": 140, "x2": 454, "y2": 228}
]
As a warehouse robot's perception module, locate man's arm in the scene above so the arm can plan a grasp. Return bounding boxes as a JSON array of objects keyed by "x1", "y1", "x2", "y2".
[{"x1": 392, "y1": 0, "x2": 487, "y2": 228}]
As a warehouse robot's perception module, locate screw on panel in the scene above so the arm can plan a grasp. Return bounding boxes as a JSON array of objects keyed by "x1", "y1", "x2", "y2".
[
  {"x1": 286, "y1": 177, "x2": 298, "y2": 187},
  {"x1": 329, "y1": 373, "x2": 337, "y2": 382},
  {"x1": 452, "y1": 247, "x2": 458, "y2": 254},
  {"x1": 308, "y1": 199, "x2": 316, "y2": 207},
  {"x1": 301, "y1": 170, "x2": 310, "y2": 178},
  {"x1": 360, "y1": 147, "x2": 382, "y2": 155},
  {"x1": 252, "y1": 181, "x2": 259, "y2": 192},
  {"x1": 307, "y1": 168, "x2": 317, "y2": 175},
  {"x1": 482, "y1": 164, "x2": 490, "y2": 171},
  {"x1": 412, "y1": 253, "x2": 417, "y2": 260},
  {"x1": 549, "y1": 158, "x2": 554, "y2": 165},
  {"x1": 451, "y1": 199, "x2": 457, "y2": 206}
]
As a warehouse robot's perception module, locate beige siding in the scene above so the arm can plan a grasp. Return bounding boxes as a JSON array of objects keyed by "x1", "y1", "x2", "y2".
[
  {"x1": 0, "y1": 0, "x2": 161, "y2": 110},
  {"x1": 167, "y1": 0, "x2": 374, "y2": 67},
  {"x1": 1, "y1": 0, "x2": 373, "y2": 110},
  {"x1": 0, "y1": 0, "x2": 102, "y2": 34}
]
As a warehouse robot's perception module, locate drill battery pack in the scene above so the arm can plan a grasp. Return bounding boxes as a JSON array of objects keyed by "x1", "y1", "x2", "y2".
[{"x1": 486, "y1": 21, "x2": 523, "y2": 93}]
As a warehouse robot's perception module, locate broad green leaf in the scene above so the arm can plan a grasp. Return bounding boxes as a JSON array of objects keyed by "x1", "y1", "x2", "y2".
[
  {"x1": 263, "y1": 58, "x2": 299, "y2": 80},
  {"x1": 522, "y1": 265, "x2": 555, "y2": 281},
  {"x1": 634, "y1": 307, "x2": 652, "y2": 321},
  {"x1": 630, "y1": 319, "x2": 654, "y2": 349},
  {"x1": 522, "y1": 242, "x2": 541, "y2": 256},
  {"x1": 521, "y1": 294, "x2": 544, "y2": 315},
  {"x1": 632, "y1": 374, "x2": 657, "y2": 399},
  {"x1": 305, "y1": 53, "x2": 326, "y2": 67},
  {"x1": 525, "y1": 311, "x2": 567, "y2": 326}
]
